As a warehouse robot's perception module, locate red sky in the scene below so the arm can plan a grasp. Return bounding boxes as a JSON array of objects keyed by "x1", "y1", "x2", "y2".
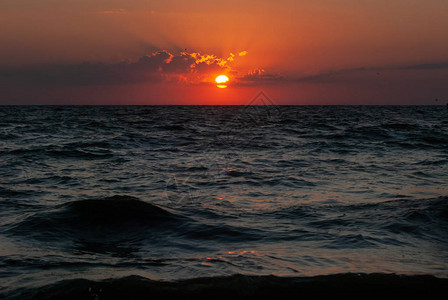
[{"x1": 1, "y1": 0, "x2": 448, "y2": 105}]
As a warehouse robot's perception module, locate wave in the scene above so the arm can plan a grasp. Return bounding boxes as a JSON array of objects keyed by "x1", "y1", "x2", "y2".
[
  {"x1": 4, "y1": 146, "x2": 114, "y2": 160},
  {"x1": 0, "y1": 187, "x2": 35, "y2": 198},
  {"x1": 379, "y1": 197, "x2": 448, "y2": 242},
  {"x1": 380, "y1": 122, "x2": 420, "y2": 131},
  {"x1": 4, "y1": 273, "x2": 447, "y2": 300},
  {"x1": 62, "y1": 196, "x2": 176, "y2": 222},
  {"x1": 7, "y1": 196, "x2": 183, "y2": 243},
  {"x1": 6, "y1": 195, "x2": 265, "y2": 247},
  {"x1": 268, "y1": 196, "x2": 448, "y2": 247}
]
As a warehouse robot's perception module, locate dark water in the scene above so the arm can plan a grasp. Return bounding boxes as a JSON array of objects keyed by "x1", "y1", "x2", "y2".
[{"x1": 1, "y1": 105, "x2": 447, "y2": 298}]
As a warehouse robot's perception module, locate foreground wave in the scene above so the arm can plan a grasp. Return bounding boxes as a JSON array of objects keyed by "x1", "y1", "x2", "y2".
[
  {"x1": 6, "y1": 196, "x2": 184, "y2": 242},
  {"x1": 5, "y1": 273, "x2": 448, "y2": 300}
]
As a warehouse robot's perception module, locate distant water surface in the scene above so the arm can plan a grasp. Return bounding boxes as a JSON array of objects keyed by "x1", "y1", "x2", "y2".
[{"x1": 0, "y1": 105, "x2": 447, "y2": 298}]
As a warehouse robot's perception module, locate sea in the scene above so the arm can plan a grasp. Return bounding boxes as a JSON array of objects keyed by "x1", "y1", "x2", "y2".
[{"x1": 1, "y1": 103, "x2": 447, "y2": 299}]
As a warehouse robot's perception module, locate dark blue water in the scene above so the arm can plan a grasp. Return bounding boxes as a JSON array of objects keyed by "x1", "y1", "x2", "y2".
[{"x1": 1, "y1": 105, "x2": 447, "y2": 298}]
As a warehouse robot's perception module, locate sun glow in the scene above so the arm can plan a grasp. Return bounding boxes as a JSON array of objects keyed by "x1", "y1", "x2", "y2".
[{"x1": 215, "y1": 75, "x2": 229, "y2": 88}]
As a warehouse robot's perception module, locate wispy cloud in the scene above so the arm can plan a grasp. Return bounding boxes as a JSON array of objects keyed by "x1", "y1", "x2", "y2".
[{"x1": 92, "y1": 9, "x2": 129, "y2": 15}]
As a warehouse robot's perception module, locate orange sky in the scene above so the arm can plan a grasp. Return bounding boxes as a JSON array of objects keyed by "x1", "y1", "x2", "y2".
[{"x1": 1, "y1": 0, "x2": 448, "y2": 104}]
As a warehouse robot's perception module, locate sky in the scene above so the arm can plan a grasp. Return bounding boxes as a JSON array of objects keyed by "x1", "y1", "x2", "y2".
[{"x1": 1, "y1": 0, "x2": 448, "y2": 105}]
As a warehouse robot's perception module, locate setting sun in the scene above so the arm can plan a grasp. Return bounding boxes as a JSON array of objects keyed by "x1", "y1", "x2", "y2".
[{"x1": 215, "y1": 75, "x2": 229, "y2": 88}]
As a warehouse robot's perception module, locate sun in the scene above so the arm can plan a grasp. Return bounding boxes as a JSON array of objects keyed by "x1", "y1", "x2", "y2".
[
  {"x1": 216, "y1": 75, "x2": 229, "y2": 84},
  {"x1": 215, "y1": 75, "x2": 229, "y2": 88}
]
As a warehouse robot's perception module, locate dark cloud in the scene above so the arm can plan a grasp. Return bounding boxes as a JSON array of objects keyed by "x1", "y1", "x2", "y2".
[
  {"x1": 0, "y1": 61, "x2": 160, "y2": 86},
  {"x1": 237, "y1": 68, "x2": 284, "y2": 85},
  {"x1": 399, "y1": 61, "x2": 448, "y2": 70},
  {"x1": 5, "y1": 50, "x2": 445, "y2": 89},
  {"x1": 293, "y1": 67, "x2": 369, "y2": 83},
  {"x1": 287, "y1": 60, "x2": 448, "y2": 84},
  {"x1": 0, "y1": 51, "x2": 230, "y2": 86},
  {"x1": 232, "y1": 59, "x2": 448, "y2": 87}
]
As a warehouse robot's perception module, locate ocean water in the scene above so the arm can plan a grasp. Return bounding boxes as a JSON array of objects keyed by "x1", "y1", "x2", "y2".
[{"x1": 0, "y1": 105, "x2": 447, "y2": 298}]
